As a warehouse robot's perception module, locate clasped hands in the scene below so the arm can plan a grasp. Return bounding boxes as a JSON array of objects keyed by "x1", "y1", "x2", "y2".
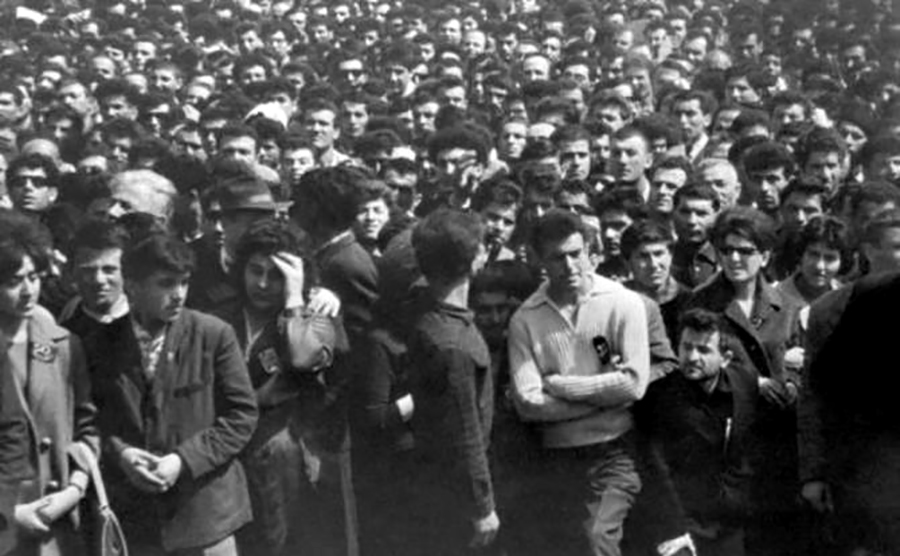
[{"x1": 119, "y1": 447, "x2": 183, "y2": 495}]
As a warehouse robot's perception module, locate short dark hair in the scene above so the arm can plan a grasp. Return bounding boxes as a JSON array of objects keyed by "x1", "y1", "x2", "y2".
[
  {"x1": 797, "y1": 215, "x2": 853, "y2": 274},
  {"x1": 674, "y1": 183, "x2": 721, "y2": 212},
  {"x1": 6, "y1": 153, "x2": 59, "y2": 186},
  {"x1": 472, "y1": 176, "x2": 523, "y2": 212},
  {"x1": 529, "y1": 208, "x2": 588, "y2": 257},
  {"x1": 742, "y1": 141, "x2": 795, "y2": 175},
  {"x1": 122, "y1": 232, "x2": 195, "y2": 280},
  {"x1": 620, "y1": 218, "x2": 674, "y2": 260},
  {"x1": 291, "y1": 166, "x2": 368, "y2": 232},
  {"x1": 678, "y1": 308, "x2": 730, "y2": 352},
  {"x1": 671, "y1": 89, "x2": 718, "y2": 115},
  {"x1": 70, "y1": 218, "x2": 130, "y2": 257},
  {"x1": 0, "y1": 208, "x2": 52, "y2": 283},
  {"x1": 427, "y1": 126, "x2": 489, "y2": 165},
  {"x1": 710, "y1": 206, "x2": 777, "y2": 253},
  {"x1": 412, "y1": 209, "x2": 485, "y2": 283}
]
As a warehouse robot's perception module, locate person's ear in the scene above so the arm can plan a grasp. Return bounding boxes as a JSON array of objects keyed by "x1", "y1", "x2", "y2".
[
  {"x1": 760, "y1": 249, "x2": 771, "y2": 268},
  {"x1": 48, "y1": 187, "x2": 58, "y2": 204},
  {"x1": 721, "y1": 348, "x2": 734, "y2": 370}
]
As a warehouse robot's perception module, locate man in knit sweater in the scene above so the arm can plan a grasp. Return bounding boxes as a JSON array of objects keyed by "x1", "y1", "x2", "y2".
[{"x1": 508, "y1": 209, "x2": 650, "y2": 556}]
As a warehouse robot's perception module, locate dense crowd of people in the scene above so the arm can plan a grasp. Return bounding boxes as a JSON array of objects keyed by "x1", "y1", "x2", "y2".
[{"x1": 0, "y1": 0, "x2": 899, "y2": 555}]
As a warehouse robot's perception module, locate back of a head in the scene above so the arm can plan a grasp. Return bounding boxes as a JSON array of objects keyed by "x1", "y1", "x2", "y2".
[{"x1": 412, "y1": 208, "x2": 484, "y2": 284}]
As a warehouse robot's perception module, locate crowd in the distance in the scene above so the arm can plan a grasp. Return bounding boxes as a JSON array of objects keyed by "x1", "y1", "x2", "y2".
[{"x1": 0, "y1": 0, "x2": 899, "y2": 555}]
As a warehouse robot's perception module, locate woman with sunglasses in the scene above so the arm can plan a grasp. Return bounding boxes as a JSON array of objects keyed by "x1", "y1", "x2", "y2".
[
  {"x1": 686, "y1": 206, "x2": 806, "y2": 556},
  {"x1": 213, "y1": 218, "x2": 345, "y2": 556}
]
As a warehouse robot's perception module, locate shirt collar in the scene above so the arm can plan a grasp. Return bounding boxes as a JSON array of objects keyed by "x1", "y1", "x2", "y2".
[
  {"x1": 522, "y1": 273, "x2": 620, "y2": 309},
  {"x1": 83, "y1": 295, "x2": 130, "y2": 324}
]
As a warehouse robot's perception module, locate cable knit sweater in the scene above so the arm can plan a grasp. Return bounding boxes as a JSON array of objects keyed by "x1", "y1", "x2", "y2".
[{"x1": 508, "y1": 273, "x2": 650, "y2": 449}]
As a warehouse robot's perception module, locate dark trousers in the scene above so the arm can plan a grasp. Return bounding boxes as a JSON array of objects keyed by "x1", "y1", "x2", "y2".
[{"x1": 512, "y1": 434, "x2": 642, "y2": 556}]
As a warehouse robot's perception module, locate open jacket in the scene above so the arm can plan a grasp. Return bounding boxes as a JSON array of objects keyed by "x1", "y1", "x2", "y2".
[
  {"x1": 85, "y1": 309, "x2": 258, "y2": 552},
  {"x1": 0, "y1": 306, "x2": 99, "y2": 556}
]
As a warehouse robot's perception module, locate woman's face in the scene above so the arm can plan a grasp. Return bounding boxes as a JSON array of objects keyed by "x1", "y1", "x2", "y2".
[
  {"x1": 0, "y1": 255, "x2": 41, "y2": 322},
  {"x1": 717, "y1": 233, "x2": 770, "y2": 285},
  {"x1": 243, "y1": 253, "x2": 285, "y2": 313},
  {"x1": 800, "y1": 242, "x2": 841, "y2": 290},
  {"x1": 355, "y1": 199, "x2": 390, "y2": 241}
]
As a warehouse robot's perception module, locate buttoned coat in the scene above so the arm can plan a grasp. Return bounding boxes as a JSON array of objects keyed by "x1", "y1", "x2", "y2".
[
  {"x1": 84, "y1": 309, "x2": 258, "y2": 552},
  {"x1": 0, "y1": 306, "x2": 99, "y2": 556}
]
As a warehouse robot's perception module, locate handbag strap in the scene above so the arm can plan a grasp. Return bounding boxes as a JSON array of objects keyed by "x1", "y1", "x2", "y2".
[{"x1": 69, "y1": 442, "x2": 111, "y2": 512}]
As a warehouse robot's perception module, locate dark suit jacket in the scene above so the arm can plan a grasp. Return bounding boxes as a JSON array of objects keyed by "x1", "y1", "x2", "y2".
[
  {"x1": 0, "y1": 306, "x2": 99, "y2": 556},
  {"x1": 315, "y1": 232, "x2": 378, "y2": 341},
  {"x1": 85, "y1": 309, "x2": 258, "y2": 551}
]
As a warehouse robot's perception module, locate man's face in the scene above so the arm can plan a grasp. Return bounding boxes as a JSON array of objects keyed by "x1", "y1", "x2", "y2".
[
  {"x1": 417, "y1": 42, "x2": 436, "y2": 63},
  {"x1": 542, "y1": 37, "x2": 562, "y2": 62},
  {"x1": 333, "y1": 4, "x2": 351, "y2": 23},
  {"x1": 498, "y1": 34, "x2": 518, "y2": 60},
  {"x1": 626, "y1": 67, "x2": 652, "y2": 100},
  {"x1": 869, "y1": 153, "x2": 900, "y2": 186},
  {"x1": 174, "y1": 129, "x2": 207, "y2": 162},
  {"x1": 126, "y1": 270, "x2": 190, "y2": 326},
  {"x1": 414, "y1": 101, "x2": 439, "y2": 137},
  {"x1": 303, "y1": 109, "x2": 339, "y2": 151},
  {"x1": 522, "y1": 56, "x2": 551, "y2": 82},
  {"x1": 441, "y1": 86, "x2": 467, "y2": 110},
  {"x1": 650, "y1": 167, "x2": 688, "y2": 214},
  {"x1": 434, "y1": 147, "x2": 481, "y2": 183},
  {"x1": 499, "y1": 122, "x2": 527, "y2": 160},
  {"x1": 863, "y1": 227, "x2": 900, "y2": 273},
  {"x1": 132, "y1": 42, "x2": 156, "y2": 70},
  {"x1": 780, "y1": 192, "x2": 823, "y2": 232},
  {"x1": 439, "y1": 19, "x2": 462, "y2": 44},
  {"x1": 338, "y1": 59, "x2": 367, "y2": 91},
  {"x1": 773, "y1": 103, "x2": 806, "y2": 132},
  {"x1": 610, "y1": 135, "x2": 651, "y2": 183},
  {"x1": 341, "y1": 102, "x2": 369, "y2": 138},
  {"x1": 540, "y1": 232, "x2": 591, "y2": 294},
  {"x1": 387, "y1": 64, "x2": 412, "y2": 95},
  {"x1": 750, "y1": 167, "x2": 791, "y2": 212},
  {"x1": 48, "y1": 117, "x2": 77, "y2": 147},
  {"x1": 9, "y1": 166, "x2": 56, "y2": 213},
  {"x1": 841, "y1": 45, "x2": 867, "y2": 73},
  {"x1": 682, "y1": 36, "x2": 708, "y2": 65},
  {"x1": 562, "y1": 64, "x2": 591, "y2": 90},
  {"x1": 240, "y1": 65, "x2": 267, "y2": 86},
  {"x1": 268, "y1": 31, "x2": 291, "y2": 57},
  {"x1": 73, "y1": 247, "x2": 124, "y2": 314},
  {"x1": 559, "y1": 139, "x2": 591, "y2": 181},
  {"x1": 481, "y1": 202, "x2": 517, "y2": 248},
  {"x1": 462, "y1": 31, "x2": 486, "y2": 59},
  {"x1": 726, "y1": 77, "x2": 760, "y2": 105},
  {"x1": 838, "y1": 122, "x2": 867, "y2": 155},
  {"x1": 240, "y1": 30, "x2": 265, "y2": 54},
  {"x1": 699, "y1": 164, "x2": 741, "y2": 209},
  {"x1": 678, "y1": 327, "x2": 729, "y2": 383},
  {"x1": 91, "y1": 57, "x2": 117, "y2": 81},
  {"x1": 674, "y1": 198, "x2": 717, "y2": 244},
  {"x1": 101, "y1": 95, "x2": 137, "y2": 121},
  {"x1": 735, "y1": 33, "x2": 761, "y2": 62},
  {"x1": 0, "y1": 93, "x2": 21, "y2": 122},
  {"x1": 559, "y1": 88, "x2": 586, "y2": 119},
  {"x1": 60, "y1": 83, "x2": 93, "y2": 116},
  {"x1": 611, "y1": 30, "x2": 634, "y2": 54},
  {"x1": 803, "y1": 150, "x2": 845, "y2": 192},
  {"x1": 0, "y1": 255, "x2": 41, "y2": 322},
  {"x1": 219, "y1": 135, "x2": 257, "y2": 165},
  {"x1": 473, "y1": 290, "x2": 512, "y2": 348},
  {"x1": 673, "y1": 99, "x2": 710, "y2": 143},
  {"x1": 629, "y1": 241, "x2": 672, "y2": 291},
  {"x1": 282, "y1": 147, "x2": 315, "y2": 184},
  {"x1": 311, "y1": 24, "x2": 332, "y2": 45},
  {"x1": 596, "y1": 104, "x2": 627, "y2": 131},
  {"x1": 185, "y1": 84, "x2": 212, "y2": 108},
  {"x1": 762, "y1": 54, "x2": 782, "y2": 78},
  {"x1": 600, "y1": 209, "x2": 632, "y2": 257}
]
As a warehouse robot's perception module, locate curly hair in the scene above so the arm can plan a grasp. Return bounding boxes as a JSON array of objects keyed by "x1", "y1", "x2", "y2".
[{"x1": 232, "y1": 218, "x2": 316, "y2": 302}]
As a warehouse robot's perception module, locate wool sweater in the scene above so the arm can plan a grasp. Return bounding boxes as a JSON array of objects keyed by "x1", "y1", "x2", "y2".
[{"x1": 508, "y1": 273, "x2": 650, "y2": 448}]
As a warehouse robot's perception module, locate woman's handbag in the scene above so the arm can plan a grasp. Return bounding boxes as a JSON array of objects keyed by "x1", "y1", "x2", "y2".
[{"x1": 69, "y1": 443, "x2": 129, "y2": 556}]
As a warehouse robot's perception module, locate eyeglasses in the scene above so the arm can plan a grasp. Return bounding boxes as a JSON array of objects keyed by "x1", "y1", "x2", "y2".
[
  {"x1": 718, "y1": 245, "x2": 759, "y2": 257},
  {"x1": 9, "y1": 175, "x2": 50, "y2": 189}
]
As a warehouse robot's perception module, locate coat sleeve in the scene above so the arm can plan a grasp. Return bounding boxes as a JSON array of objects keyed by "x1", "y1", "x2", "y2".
[
  {"x1": 69, "y1": 334, "x2": 100, "y2": 459},
  {"x1": 175, "y1": 324, "x2": 258, "y2": 480}
]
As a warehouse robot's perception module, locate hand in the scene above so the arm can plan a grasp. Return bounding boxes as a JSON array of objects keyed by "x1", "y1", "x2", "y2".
[
  {"x1": 307, "y1": 287, "x2": 341, "y2": 317},
  {"x1": 758, "y1": 377, "x2": 791, "y2": 408},
  {"x1": 802, "y1": 481, "x2": 834, "y2": 513},
  {"x1": 119, "y1": 447, "x2": 166, "y2": 493},
  {"x1": 395, "y1": 394, "x2": 414, "y2": 423},
  {"x1": 469, "y1": 510, "x2": 500, "y2": 548},
  {"x1": 37, "y1": 486, "x2": 83, "y2": 523},
  {"x1": 14, "y1": 499, "x2": 51, "y2": 536},
  {"x1": 271, "y1": 252, "x2": 306, "y2": 309},
  {"x1": 152, "y1": 454, "x2": 184, "y2": 491}
]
